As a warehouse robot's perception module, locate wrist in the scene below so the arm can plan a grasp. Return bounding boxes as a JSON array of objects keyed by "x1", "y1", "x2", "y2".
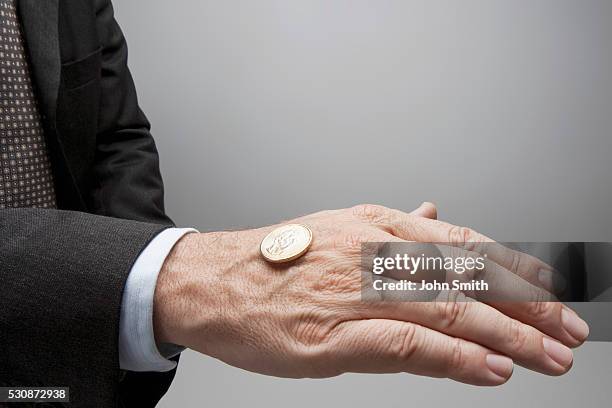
[
  {"x1": 153, "y1": 232, "x2": 203, "y2": 346},
  {"x1": 153, "y1": 225, "x2": 276, "y2": 361},
  {"x1": 153, "y1": 230, "x2": 247, "y2": 349}
]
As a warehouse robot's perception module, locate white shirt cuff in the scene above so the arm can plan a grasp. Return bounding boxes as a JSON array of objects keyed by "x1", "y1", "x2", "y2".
[{"x1": 119, "y1": 227, "x2": 198, "y2": 372}]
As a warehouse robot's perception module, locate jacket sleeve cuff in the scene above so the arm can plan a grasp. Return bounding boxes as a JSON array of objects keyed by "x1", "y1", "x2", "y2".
[{"x1": 119, "y1": 227, "x2": 197, "y2": 372}]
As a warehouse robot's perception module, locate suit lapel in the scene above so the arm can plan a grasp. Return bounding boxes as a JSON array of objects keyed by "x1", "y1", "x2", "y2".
[{"x1": 17, "y1": 0, "x2": 61, "y2": 128}]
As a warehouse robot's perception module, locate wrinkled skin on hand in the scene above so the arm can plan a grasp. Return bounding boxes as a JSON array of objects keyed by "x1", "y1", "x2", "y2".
[{"x1": 154, "y1": 203, "x2": 588, "y2": 386}]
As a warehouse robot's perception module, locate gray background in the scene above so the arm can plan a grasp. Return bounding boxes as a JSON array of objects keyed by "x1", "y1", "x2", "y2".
[{"x1": 115, "y1": 1, "x2": 612, "y2": 406}]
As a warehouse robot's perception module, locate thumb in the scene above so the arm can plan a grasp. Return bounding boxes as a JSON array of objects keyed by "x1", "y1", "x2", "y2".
[{"x1": 409, "y1": 202, "x2": 438, "y2": 220}]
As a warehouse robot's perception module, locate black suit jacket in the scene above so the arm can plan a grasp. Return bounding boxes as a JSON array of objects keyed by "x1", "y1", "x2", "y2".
[{"x1": 0, "y1": 0, "x2": 177, "y2": 406}]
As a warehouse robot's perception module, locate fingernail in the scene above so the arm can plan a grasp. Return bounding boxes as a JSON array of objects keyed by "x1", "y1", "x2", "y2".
[
  {"x1": 562, "y1": 307, "x2": 590, "y2": 342},
  {"x1": 485, "y1": 354, "x2": 514, "y2": 382},
  {"x1": 542, "y1": 337, "x2": 573, "y2": 368},
  {"x1": 538, "y1": 268, "x2": 566, "y2": 294}
]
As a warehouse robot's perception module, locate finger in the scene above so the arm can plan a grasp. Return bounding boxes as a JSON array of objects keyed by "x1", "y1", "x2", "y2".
[
  {"x1": 435, "y1": 244, "x2": 553, "y2": 299},
  {"x1": 408, "y1": 202, "x2": 438, "y2": 220},
  {"x1": 381, "y1": 212, "x2": 561, "y2": 292},
  {"x1": 353, "y1": 220, "x2": 588, "y2": 347},
  {"x1": 431, "y1": 244, "x2": 554, "y2": 303},
  {"x1": 457, "y1": 241, "x2": 565, "y2": 294},
  {"x1": 375, "y1": 237, "x2": 587, "y2": 347},
  {"x1": 433, "y1": 245, "x2": 588, "y2": 347},
  {"x1": 363, "y1": 207, "x2": 581, "y2": 331},
  {"x1": 490, "y1": 301, "x2": 589, "y2": 348},
  {"x1": 368, "y1": 291, "x2": 574, "y2": 376},
  {"x1": 423, "y1": 242, "x2": 586, "y2": 346},
  {"x1": 328, "y1": 319, "x2": 514, "y2": 386}
]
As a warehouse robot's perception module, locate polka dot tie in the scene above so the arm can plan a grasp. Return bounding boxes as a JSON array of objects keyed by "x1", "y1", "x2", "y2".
[{"x1": 0, "y1": 0, "x2": 57, "y2": 209}]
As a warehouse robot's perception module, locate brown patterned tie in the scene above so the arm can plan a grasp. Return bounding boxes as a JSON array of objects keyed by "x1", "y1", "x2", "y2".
[{"x1": 0, "y1": 0, "x2": 57, "y2": 209}]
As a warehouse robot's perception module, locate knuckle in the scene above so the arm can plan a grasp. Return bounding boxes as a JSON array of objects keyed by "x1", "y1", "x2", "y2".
[
  {"x1": 337, "y1": 229, "x2": 383, "y2": 254},
  {"x1": 390, "y1": 324, "x2": 419, "y2": 362},
  {"x1": 340, "y1": 232, "x2": 367, "y2": 252},
  {"x1": 457, "y1": 250, "x2": 484, "y2": 281},
  {"x1": 352, "y1": 204, "x2": 389, "y2": 224},
  {"x1": 510, "y1": 251, "x2": 523, "y2": 274},
  {"x1": 470, "y1": 261, "x2": 487, "y2": 282},
  {"x1": 526, "y1": 299, "x2": 557, "y2": 322},
  {"x1": 436, "y1": 291, "x2": 468, "y2": 330},
  {"x1": 315, "y1": 265, "x2": 361, "y2": 295},
  {"x1": 449, "y1": 337, "x2": 466, "y2": 371},
  {"x1": 448, "y1": 225, "x2": 482, "y2": 252},
  {"x1": 292, "y1": 311, "x2": 334, "y2": 347},
  {"x1": 507, "y1": 319, "x2": 529, "y2": 352},
  {"x1": 447, "y1": 226, "x2": 477, "y2": 247},
  {"x1": 291, "y1": 317, "x2": 347, "y2": 378}
]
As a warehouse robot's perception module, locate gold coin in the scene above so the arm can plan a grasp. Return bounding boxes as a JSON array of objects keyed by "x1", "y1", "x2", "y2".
[{"x1": 260, "y1": 224, "x2": 313, "y2": 263}]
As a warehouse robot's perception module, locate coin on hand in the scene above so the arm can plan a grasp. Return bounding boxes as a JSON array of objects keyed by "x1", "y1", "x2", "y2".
[{"x1": 260, "y1": 224, "x2": 313, "y2": 263}]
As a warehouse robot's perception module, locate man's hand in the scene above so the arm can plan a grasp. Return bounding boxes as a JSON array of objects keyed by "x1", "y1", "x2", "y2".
[{"x1": 153, "y1": 204, "x2": 588, "y2": 386}]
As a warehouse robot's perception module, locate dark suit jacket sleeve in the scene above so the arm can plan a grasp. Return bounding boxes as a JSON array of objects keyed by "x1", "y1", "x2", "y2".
[
  {"x1": 0, "y1": 1, "x2": 179, "y2": 406},
  {"x1": 0, "y1": 209, "x2": 169, "y2": 406},
  {"x1": 90, "y1": 0, "x2": 171, "y2": 226}
]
